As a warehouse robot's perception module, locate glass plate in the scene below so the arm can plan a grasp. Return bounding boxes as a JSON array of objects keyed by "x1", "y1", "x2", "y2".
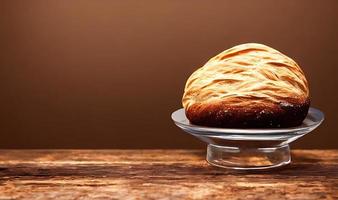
[{"x1": 172, "y1": 107, "x2": 324, "y2": 170}]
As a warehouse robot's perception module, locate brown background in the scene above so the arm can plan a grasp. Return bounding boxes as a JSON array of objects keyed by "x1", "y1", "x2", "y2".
[{"x1": 0, "y1": 0, "x2": 337, "y2": 149}]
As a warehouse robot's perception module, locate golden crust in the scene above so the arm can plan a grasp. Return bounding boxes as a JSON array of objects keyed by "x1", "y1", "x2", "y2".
[{"x1": 182, "y1": 43, "x2": 310, "y2": 128}]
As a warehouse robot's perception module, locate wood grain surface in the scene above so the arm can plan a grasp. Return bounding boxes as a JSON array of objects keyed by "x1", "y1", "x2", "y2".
[{"x1": 0, "y1": 150, "x2": 337, "y2": 200}]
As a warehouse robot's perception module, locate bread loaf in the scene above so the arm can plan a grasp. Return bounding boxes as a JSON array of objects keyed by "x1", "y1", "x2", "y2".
[{"x1": 182, "y1": 43, "x2": 309, "y2": 128}]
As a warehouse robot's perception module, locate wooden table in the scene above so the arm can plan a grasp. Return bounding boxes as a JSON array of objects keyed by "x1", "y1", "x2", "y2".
[{"x1": 0, "y1": 150, "x2": 337, "y2": 200}]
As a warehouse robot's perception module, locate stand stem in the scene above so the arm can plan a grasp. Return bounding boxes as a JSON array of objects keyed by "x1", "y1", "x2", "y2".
[{"x1": 206, "y1": 144, "x2": 291, "y2": 170}]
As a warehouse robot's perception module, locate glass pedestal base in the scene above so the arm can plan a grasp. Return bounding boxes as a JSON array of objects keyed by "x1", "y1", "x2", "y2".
[
  {"x1": 172, "y1": 107, "x2": 324, "y2": 170},
  {"x1": 206, "y1": 144, "x2": 291, "y2": 170}
]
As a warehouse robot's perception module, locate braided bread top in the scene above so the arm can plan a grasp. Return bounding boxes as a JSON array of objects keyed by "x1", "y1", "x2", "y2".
[{"x1": 182, "y1": 43, "x2": 309, "y2": 110}]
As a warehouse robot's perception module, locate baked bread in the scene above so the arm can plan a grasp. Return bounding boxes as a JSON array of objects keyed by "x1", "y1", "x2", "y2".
[{"x1": 182, "y1": 43, "x2": 310, "y2": 128}]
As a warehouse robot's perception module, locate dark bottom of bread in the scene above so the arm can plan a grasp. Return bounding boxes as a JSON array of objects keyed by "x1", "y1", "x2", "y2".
[{"x1": 186, "y1": 100, "x2": 310, "y2": 128}]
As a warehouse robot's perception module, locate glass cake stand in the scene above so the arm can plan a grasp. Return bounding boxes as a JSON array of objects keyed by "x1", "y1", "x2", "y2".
[{"x1": 171, "y1": 107, "x2": 324, "y2": 170}]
